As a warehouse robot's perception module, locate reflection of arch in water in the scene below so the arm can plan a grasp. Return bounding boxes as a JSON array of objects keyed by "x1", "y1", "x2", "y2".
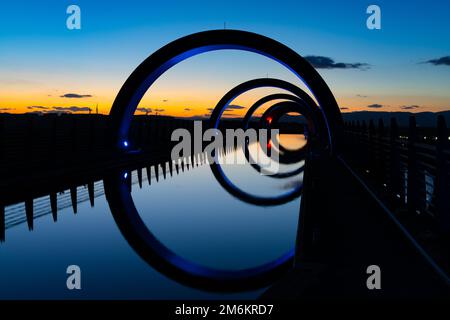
[
  {"x1": 109, "y1": 29, "x2": 342, "y2": 153},
  {"x1": 104, "y1": 171, "x2": 294, "y2": 292}
]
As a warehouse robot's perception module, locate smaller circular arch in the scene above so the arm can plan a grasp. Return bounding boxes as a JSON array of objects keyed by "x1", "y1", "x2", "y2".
[{"x1": 242, "y1": 93, "x2": 317, "y2": 135}]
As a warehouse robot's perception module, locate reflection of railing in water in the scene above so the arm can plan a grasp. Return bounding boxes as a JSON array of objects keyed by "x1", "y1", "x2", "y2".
[{"x1": 0, "y1": 149, "x2": 223, "y2": 242}]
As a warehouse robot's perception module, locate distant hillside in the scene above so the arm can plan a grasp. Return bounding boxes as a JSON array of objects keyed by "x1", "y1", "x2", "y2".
[{"x1": 341, "y1": 111, "x2": 450, "y2": 127}]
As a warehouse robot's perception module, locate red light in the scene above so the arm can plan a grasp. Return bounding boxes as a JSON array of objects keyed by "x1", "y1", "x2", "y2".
[{"x1": 266, "y1": 116, "x2": 272, "y2": 124}]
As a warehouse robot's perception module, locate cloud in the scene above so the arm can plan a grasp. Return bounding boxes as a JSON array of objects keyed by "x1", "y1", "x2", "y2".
[
  {"x1": 53, "y1": 106, "x2": 92, "y2": 112},
  {"x1": 356, "y1": 94, "x2": 368, "y2": 98},
  {"x1": 400, "y1": 105, "x2": 420, "y2": 110},
  {"x1": 27, "y1": 105, "x2": 49, "y2": 110},
  {"x1": 60, "y1": 93, "x2": 93, "y2": 98},
  {"x1": 424, "y1": 56, "x2": 450, "y2": 66},
  {"x1": 0, "y1": 107, "x2": 14, "y2": 111},
  {"x1": 154, "y1": 108, "x2": 165, "y2": 112},
  {"x1": 26, "y1": 111, "x2": 45, "y2": 115},
  {"x1": 367, "y1": 104, "x2": 384, "y2": 109},
  {"x1": 305, "y1": 56, "x2": 369, "y2": 70},
  {"x1": 184, "y1": 108, "x2": 191, "y2": 111},
  {"x1": 28, "y1": 110, "x2": 69, "y2": 115},
  {"x1": 227, "y1": 105, "x2": 245, "y2": 109},
  {"x1": 340, "y1": 107, "x2": 349, "y2": 110},
  {"x1": 137, "y1": 107, "x2": 152, "y2": 113}
]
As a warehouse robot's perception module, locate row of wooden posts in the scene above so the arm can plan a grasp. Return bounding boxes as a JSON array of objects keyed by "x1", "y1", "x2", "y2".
[
  {"x1": 342, "y1": 115, "x2": 450, "y2": 232},
  {"x1": 0, "y1": 114, "x2": 203, "y2": 176},
  {"x1": 0, "y1": 145, "x2": 235, "y2": 242}
]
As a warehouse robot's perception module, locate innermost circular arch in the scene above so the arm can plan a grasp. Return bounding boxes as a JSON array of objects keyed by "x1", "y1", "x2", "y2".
[{"x1": 109, "y1": 29, "x2": 342, "y2": 153}]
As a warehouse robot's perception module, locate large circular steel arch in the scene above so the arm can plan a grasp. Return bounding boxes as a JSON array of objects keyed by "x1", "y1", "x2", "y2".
[{"x1": 109, "y1": 29, "x2": 342, "y2": 152}]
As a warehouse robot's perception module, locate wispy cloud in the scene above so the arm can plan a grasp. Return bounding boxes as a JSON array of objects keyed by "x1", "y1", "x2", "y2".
[
  {"x1": 423, "y1": 56, "x2": 450, "y2": 66},
  {"x1": 184, "y1": 108, "x2": 191, "y2": 111},
  {"x1": 356, "y1": 94, "x2": 368, "y2": 98},
  {"x1": 53, "y1": 106, "x2": 91, "y2": 112},
  {"x1": 400, "y1": 105, "x2": 420, "y2": 110},
  {"x1": 27, "y1": 106, "x2": 49, "y2": 110},
  {"x1": 305, "y1": 56, "x2": 370, "y2": 70},
  {"x1": 25, "y1": 106, "x2": 92, "y2": 114},
  {"x1": 367, "y1": 104, "x2": 384, "y2": 109},
  {"x1": 340, "y1": 107, "x2": 349, "y2": 110},
  {"x1": 227, "y1": 105, "x2": 245, "y2": 109},
  {"x1": 137, "y1": 107, "x2": 152, "y2": 113},
  {"x1": 60, "y1": 93, "x2": 93, "y2": 98}
]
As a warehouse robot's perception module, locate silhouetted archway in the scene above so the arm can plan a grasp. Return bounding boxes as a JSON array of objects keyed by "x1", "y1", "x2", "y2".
[{"x1": 109, "y1": 29, "x2": 342, "y2": 153}]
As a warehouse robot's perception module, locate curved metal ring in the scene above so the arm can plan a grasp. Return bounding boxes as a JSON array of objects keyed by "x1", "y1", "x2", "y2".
[
  {"x1": 242, "y1": 101, "x2": 308, "y2": 178},
  {"x1": 109, "y1": 29, "x2": 342, "y2": 152},
  {"x1": 209, "y1": 78, "x2": 321, "y2": 205}
]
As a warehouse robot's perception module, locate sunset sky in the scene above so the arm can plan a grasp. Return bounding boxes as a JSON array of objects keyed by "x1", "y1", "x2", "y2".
[{"x1": 0, "y1": 0, "x2": 449, "y2": 117}]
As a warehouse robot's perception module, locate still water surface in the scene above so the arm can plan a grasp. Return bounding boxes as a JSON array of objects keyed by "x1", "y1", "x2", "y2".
[{"x1": 0, "y1": 135, "x2": 304, "y2": 299}]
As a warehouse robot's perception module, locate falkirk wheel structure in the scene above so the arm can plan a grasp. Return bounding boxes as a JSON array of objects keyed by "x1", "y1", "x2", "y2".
[{"x1": 104, "y1": 30, "x2": 342, "y2": 292}]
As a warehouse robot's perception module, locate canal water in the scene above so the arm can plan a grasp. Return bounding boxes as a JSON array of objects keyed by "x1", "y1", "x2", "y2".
[{"x1": 0, "y1": 135, "x2": 304, "y2": 299}]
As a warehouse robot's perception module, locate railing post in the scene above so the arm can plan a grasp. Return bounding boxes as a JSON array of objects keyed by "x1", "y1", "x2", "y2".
[
  {"x1": 146, "y1": 166, "x2": 152, "y2": 185},
  {"x1": 371, "y1": 119, "x2": 385, "y2": 189},
  {"x1": 407, "y1": 116, "x2": 417, "y2": 213},
  {"x1": 137, "y1": 167, "x2": 143, "y2": 188},
  {"x1": 25, "y1": 198, "x2": 34, "y2": 231},
  {"x1": 50, "y1": 192, "x2": 58, "y2": 221},
  {"x1": 70, "y1": 186, "x2": 77, "y2": 214},
  {"x1": 51, "y1": 116, "x2": 58, "y2": 162},
  {"x1": 434, "y1": 115, "x2": 450, "y2": 232},
  {"x1": 407, "y1": 116, "x2": 426, "y2": 214},
  {"x1": 361, "y1": 120, "x2": 368, "y2": 172},
  {"x1": 389, "y1": 118, "x2": 402, "y2": 209},
  {"x1": 71, "y1": 117, "x2": 78, "y2": 155},
  {"x1": 368, "y1": 120, "x2": 376, "y2": 177},
  {"x1": 88, "y1": 181, "x2": 95, "y2": 207},
  {"x1": 88, "y1": 115, "x2": 95, "y2": 152},
  {"x1": 25, "y1": 116, "x2": 34, "y2": 164}
]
